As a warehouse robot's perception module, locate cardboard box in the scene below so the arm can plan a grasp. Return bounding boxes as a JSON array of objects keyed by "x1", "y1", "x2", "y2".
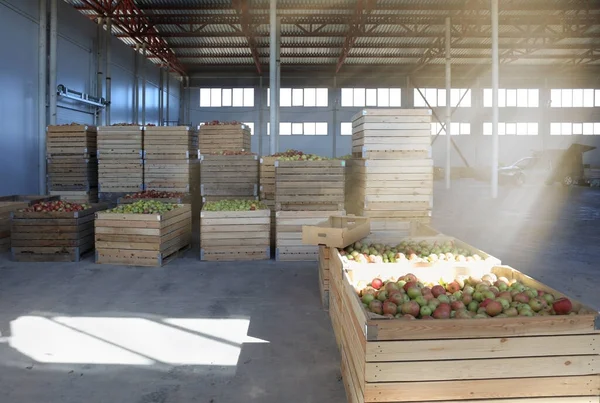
[{"x1": 302, "y1": 215, "x2": 370, "y2": 248}]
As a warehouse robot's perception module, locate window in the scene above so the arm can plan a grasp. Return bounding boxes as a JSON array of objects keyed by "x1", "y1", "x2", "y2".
[
  {"x1": 243, "y1": 122, "x2": 254, "y2": 135},
  {"x1": 483, "y1": 89, "x2": 538, "y2": 108},
  {"x1": 341, "y1": 88, "x2": 401, "y2": 107},
  {"x1": 267, "y1": 122, "x2": 327, "y2": 136},
  {"x1": 483, "y1": 122, "x2": 538, "y2": 135},
  {"x1": 431, "y1": 122, "x2": 471, "y2": 135},
  {"x1": 267, "y1": 88, "x2": 328, "y2": 107},
  {"x1": 414, "y1": 88, "x2": 471, "y2": 107},
  {"x1": 199, "y1": 88, "x2": 254, "y2": 107},
  {"x1": 550, "y1": 122, "x2": 600, "y2": 135},
  {"x1": 551, "y1": 89, "x2": 600, "y2": 107},
  {"x1": 340, "y1": 122, "x2": 353, "y2": 136}
]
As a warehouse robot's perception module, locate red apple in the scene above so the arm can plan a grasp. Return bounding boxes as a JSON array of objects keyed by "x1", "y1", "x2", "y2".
[{"x1": 552, "y1": 297, "x2": 573, "y2": 315}]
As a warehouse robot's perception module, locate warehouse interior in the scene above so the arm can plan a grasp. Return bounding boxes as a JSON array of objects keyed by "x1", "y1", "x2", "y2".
[{"x1": 0, "y1": 1, "x2": 599, "y2": 402}]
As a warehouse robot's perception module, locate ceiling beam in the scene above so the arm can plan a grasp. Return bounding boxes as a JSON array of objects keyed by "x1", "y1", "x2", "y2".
[
  {"x1": 79, "y1": 0, "x2": 186, "y2": 76},
  {"x1": 169, "y1": 43, "x2": 600, "y2": 50},
  {"x1": 233, "y1": 0, "x2": 262, "y2": 74},
  {"x1": 174, "y1": 54, "x2": 600, "y2": 60},
  {"x1": 74, "y1": 0, "x2": 600, "y2": 12},
  {"x1": 336, "y1": 0, "x2": 377, "y2": 74}
]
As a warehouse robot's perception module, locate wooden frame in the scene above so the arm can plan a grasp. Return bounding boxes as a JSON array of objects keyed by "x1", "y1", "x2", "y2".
[
  {"x1": 303, "y1": 215, "x2": 371, "y2": 248},
  {"x1": 329, "y1": 249, "x2": 600, "y2": 403},
  {"x1": 198, "y1": 124, "x2": 251, "y2": 154},
  {"x1": 97, "y1": 126, "x2": 144, "y2": 193},
  {"x1": 200, "y1": 154, "x2": 259, "y2": 199},
  {"x1": 10, "y1": 205, "x2": 104, "y2": 262},
  {"x1": 95, "y1": 204, "x2": 191, "y2": 266},
  {"x1": 200, "y1": 209, "x2": 270, "y2": 261}
]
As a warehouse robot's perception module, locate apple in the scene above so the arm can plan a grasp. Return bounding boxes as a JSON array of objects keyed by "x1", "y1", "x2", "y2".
[{"x1": 552, "y1": 297, "x2": 573, "y2": 315}]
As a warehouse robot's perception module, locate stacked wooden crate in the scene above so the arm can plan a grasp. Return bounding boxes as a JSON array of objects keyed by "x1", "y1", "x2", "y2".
[
  {"x1": 143, "y1": 126, "x2": 199, "y2": 193},
  {"x1": 10, "y1": 205, "x2": 102, "y2": 262},
  {"x1": 259, "y1": 156, "x2": 277, "y2": 250},
  {"x1": 275, "y1": 159, "x2": 346, "y2": 261},
  {"x1": 200, "y1": 154, "x2": 259, "y2": 201},
  {"x1": 198, "y1": 123, "x2": 251, "y2": 154},
  {"x1": 346, "y1": 109, "x2": 433, "y2": 243},
  {"x1": 0, "y1": 202, "x2": 29, "y2": 252},
  {"x1": 46, "y1": 124, "x2": 98, "y2": 203},
  {"x1": 97, "y1": 125, "x2": 144, "y2": 198}
]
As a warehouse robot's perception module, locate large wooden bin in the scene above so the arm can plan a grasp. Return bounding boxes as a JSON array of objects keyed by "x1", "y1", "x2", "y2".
[
  {"x1": 329, "y1": 252, "x2": 600, "y2": 403},
  {"x1": 200, "y1": 209, "x2": 270, "y2": 261},
  {"x1": 10, "y1": 205, "x2": 102, "y2": 262},
  {"x1": 95, "y1": 204, "x2": 191, "y2": 266}
]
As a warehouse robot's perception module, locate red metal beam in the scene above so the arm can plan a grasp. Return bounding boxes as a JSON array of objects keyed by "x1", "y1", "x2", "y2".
[
  {"x1": 233, "y1": 0, "x2": 262, "y2": 74},
  {"x1": 336, "y1": 0, "x2": 377, "y2": 73},
  {"x1": 80, "y1": 0, "x2": 186, "y2": 76}
]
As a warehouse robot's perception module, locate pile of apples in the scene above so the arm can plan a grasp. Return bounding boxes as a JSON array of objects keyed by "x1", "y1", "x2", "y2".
[
  {"x1": 57, "y1": 122, "x2": 82, "y2": 126},
  {"x1": 124, "y1": 190, "x2": 185, "y2": 199},
  {"x1": 203, "y1": 200, "x2": 267, "y2": 211},
  {"x1": 111, "y1": 123, "x2": 140, "y2": 126},
  {"x1": 107, "y1": 200, "x2": 178, "y2": 215},
  {"x1": 208, "y1": 150, "x2": 255, "y2": 156},
  {"x1": 23, "y1": 200, "x2": 90, "y2": 213},
  {"x1": 202, "y1": 120, "x2": 244, "y2": 126},
  {"x1": 340, "y1": 239, "x2": 482, "y2": 264},
  {"x1": 358, "y1": 272, "x2": 578, "y2": 320}
]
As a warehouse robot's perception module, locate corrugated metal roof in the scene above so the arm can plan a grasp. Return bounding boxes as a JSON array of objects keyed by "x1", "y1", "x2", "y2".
[{"x1": 63, "y1": 0, "x2": 600, "y2": 73}]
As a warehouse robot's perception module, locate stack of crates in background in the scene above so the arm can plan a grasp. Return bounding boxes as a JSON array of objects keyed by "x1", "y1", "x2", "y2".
[
  {"x1": 143, "y1": 126, "x2": 200, "y2": 194},
  {"x1": 345, "y1": 108, "x2": 433, "y2": 243},
  {"x1": 97, "y1": 124, "x2": 144, "y2": 202},
  {"x1": 46, "y1": 124, "x2": 98, "y2": 203},
  {"x1": 259, "y1": 156, "x2": 277, "y2": 249},
  {"x1": 275, "y1": 159, "x2": 345, "y2": 261},
  {"x1": 198, "y1": 123, "x2": 251, "y2": 154},
  {"x1": 199, "y1": 153, "x2": 259, "y2": 201}
]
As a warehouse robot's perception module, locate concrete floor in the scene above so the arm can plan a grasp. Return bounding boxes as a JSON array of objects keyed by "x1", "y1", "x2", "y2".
[{"x1": 0, "y1": 179, "x2": 599, "y2": 403}]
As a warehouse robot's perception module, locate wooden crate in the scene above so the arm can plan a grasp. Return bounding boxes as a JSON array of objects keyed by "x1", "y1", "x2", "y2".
[
  {"x1": 50, "y1": 189, "x2": 99, "y2": 203},
  {"x1": 117, "y1": 194, "x2": 193, "y2": 205},
  {"x1": 46, "y1": 157, "x2": 98, "y2": 189},
  {"x1": 0, "y1": 202, "x2": 29, "y2": 252},
  {"x1": 275, "y1": 160, "x2": 345, "y2": 211},
  {"x1": 351, "y1": 109, "x2": 432, "y2": 158},
  {"x1": 144, "y1": 159, "x2": 200, "y2": 193},
  {"x1": 143, "y1": 126, "x2": 199, "y2": 160},
  {"x1": 95, "y1": 204, "x2": 192, "y2": 266},
  {"x1": 10, "y1": 205, "x2": 104, "y2": 262},
  {"x1": 259, "y1": 156, "x2": 277, "y2": 201},
  {"x1": 97, "y1": 126, "x2": 144, "y2": 192},
  {"x1": 198, "y1": 124, "x2": 251, "y2": 154},
  {"x1": 46, "y1": 124, "x2": 97, "y2": 157},
  {"x1": 200, "y1": 154, "x2": 259, "y2": 198},
  {"x1": 200, "y1": 209, "x2": 270, "y2": 261},
  {"x1": 275, "y1": 210, "x2": 345, "y2": 261},
  {"x1": 330, "y1": 255, "x2": 600, "y2": 403},
  {"x1": 318, "y1": 245, "x2": 331, "y2": 310}
]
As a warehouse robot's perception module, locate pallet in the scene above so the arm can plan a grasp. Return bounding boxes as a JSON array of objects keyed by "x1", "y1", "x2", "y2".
[
  {"x1": 0, "y1": 202, "x2": 29, "y2": 252},
  {"x1": 275, "y1": 160, "x2": 345, "y2": 211},
  {"x1": 330, "y1": 254, "x2": 600, "y2": 403},
  {"x1": 10, "y1": 204, "x2": 104, "y2": 262},
  {"x1": 275, "y1": 210, "x2": 345, "y2": 261},
  {"x1": 95, "y1": 204, "x2": 192, "y2": 266},
  {"x1": 200, "y1": 209, "x2": 270, "y2": 261},
  {"x1": 198, "y1": 124, "x2": 251, "y2": 154},
  {"x1": 200, "y1": 154, "x2": 259, "y2": 198}
]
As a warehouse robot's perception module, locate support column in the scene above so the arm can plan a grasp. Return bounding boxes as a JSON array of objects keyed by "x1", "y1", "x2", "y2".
[
  {"x1": 445, "y1": 17, "x2": 452, "y2": 189},
  {"x1": 105, "y1": 17, "x2": 112, "y2": 125},
  {"x1": 158, "y1": 68, "x2": 164, "y2": 125},
  {"x1": 275, "y1": 16, "x2": 281, "y2": 153},
  {"x1": 269, "y1": 0, "x2": 278, "y2": 155},
  {"x1": 166, "y1": 70, "x2": 170, "y2": 125},
  {"x1": 141, "y1": 43, "x2": 146, "y2": 125},
  {"x1": 38, "y1": 0, "x2": 47, "y2": 194},
  {"x1": 491, "y1": 0, "x2": 499, "y2": 198},
  {"x1": 258, "y1": 75, "x2": 263, "y2": 155},
  {"x1": 133, "y1": 43, "x2": 139, "y2": 124},
  {"x1": 332, "y1": 76, "x2": 337, "y2": 158},
  {"x1": 48, "y1": 0, "x2": 57, "y2": 125},
  {"x1": 96, "y1": 17, "x2": 104, "y2": 125}
]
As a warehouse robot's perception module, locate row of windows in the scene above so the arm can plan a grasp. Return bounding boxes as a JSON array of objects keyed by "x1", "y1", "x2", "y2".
[
  {"x1": 550, "y1": 122, "x2": 600, "y2": 135},
  {"x1": 199, "y1": 87, "x2": 600, "y2": 108},
  {"x1": 238, "y1": 122, "x2": 600, "y2": 136}
]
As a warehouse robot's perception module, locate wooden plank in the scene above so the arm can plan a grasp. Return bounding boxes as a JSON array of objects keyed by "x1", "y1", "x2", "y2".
[
  {"x1": 367, "y1": 334, "x2": 600, "y2": 362},
  {"x1": 363, "y1": 376, "x2": 600, "y2": 402}
]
